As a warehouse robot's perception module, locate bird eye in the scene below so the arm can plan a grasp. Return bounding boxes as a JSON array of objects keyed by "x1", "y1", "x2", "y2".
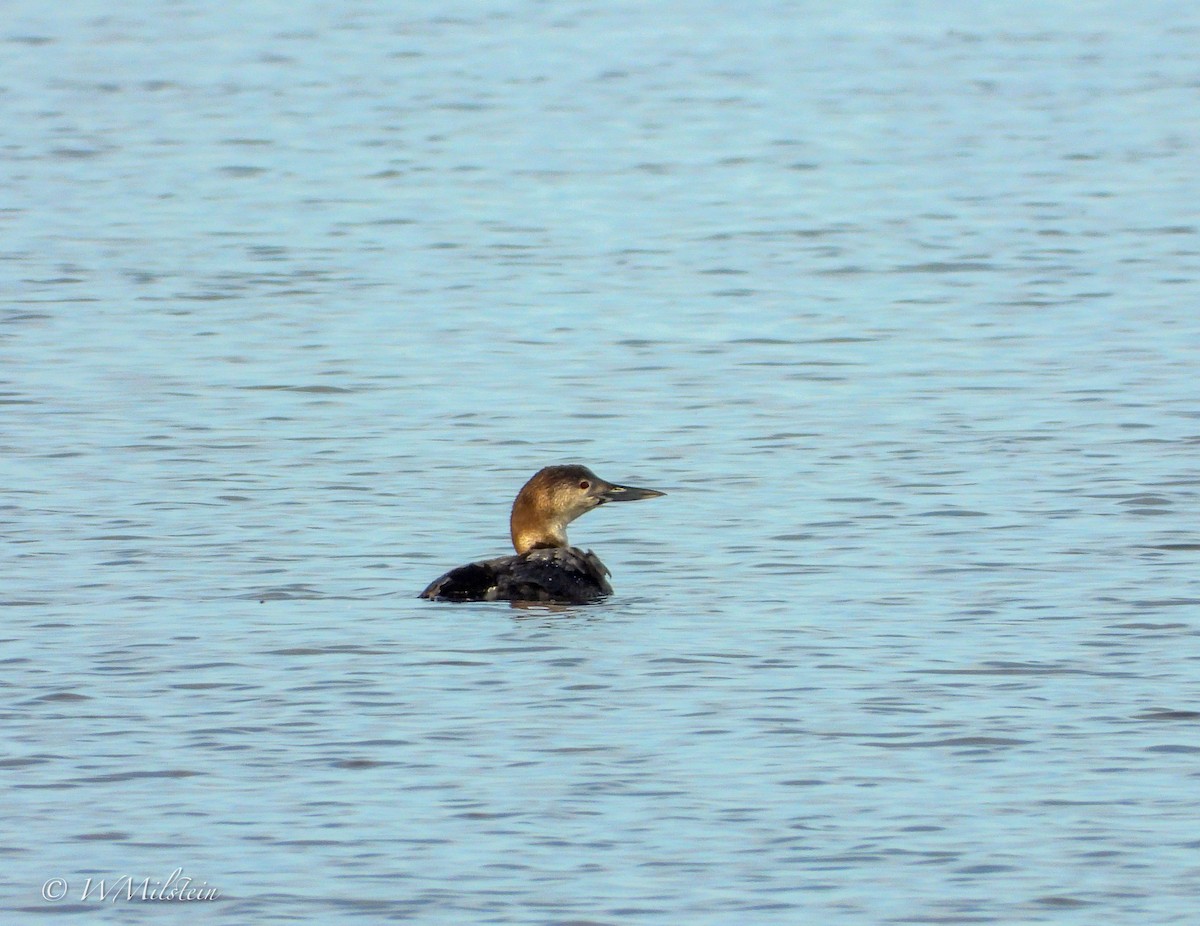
[{"x1": 579, "y1": 480, "x2": 590, "y2": 490}]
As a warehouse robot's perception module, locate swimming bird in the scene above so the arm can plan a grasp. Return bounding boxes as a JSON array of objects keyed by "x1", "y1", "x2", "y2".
[{"x1": 420, "y1": 465, "x2": 665, "y2": 604}]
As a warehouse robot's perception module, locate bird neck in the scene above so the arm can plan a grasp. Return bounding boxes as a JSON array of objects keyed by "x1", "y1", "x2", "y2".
[{"x1": 510, "y1": 491, "x2": 569, "y2": 554}]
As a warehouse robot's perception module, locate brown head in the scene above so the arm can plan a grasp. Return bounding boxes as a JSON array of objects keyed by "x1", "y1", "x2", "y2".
[{"x1": 509, "y1": 465, "x2": 665, "y2": 554}]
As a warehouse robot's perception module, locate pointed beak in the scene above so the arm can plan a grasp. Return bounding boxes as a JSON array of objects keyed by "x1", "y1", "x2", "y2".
[{"x1": 595, "y1": 481, "x2": 666, "y2": 504}]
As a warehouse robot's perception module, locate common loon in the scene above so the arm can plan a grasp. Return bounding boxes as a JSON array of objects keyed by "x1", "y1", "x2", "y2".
[{"x1": 420, "y1": 465, "x2": 665, "y2": 604}]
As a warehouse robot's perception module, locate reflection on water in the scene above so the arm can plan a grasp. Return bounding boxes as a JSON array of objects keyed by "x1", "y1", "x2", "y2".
[{"x1": 4, "y1": 0, "x2": 1199, "y2": 923}]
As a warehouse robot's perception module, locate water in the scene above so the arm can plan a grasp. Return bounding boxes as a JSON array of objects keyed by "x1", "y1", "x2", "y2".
[{"x1": 4, "y1": 1, "x2": 1200, "y2": 922}]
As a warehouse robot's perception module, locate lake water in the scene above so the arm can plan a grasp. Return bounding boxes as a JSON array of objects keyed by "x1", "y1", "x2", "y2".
[{"x1": 4, "y1": 1, "x2": 1199, "y2": 923}]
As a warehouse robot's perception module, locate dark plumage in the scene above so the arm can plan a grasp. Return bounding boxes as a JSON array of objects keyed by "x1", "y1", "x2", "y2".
[{"x1": 419, "y1": 547, "x2": 613, "y2": 604}]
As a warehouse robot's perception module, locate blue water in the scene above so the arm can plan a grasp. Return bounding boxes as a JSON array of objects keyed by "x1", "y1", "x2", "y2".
[{"x1": 4, "y1": 1, "x2": 1200, "y2": 923}]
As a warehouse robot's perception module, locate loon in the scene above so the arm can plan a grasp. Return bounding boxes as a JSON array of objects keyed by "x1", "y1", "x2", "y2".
[{"x1": 420, "y1": 465, "x2": 665, "y2": 604}]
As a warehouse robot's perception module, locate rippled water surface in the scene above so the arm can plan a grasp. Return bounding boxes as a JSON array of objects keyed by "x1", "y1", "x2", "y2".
[{"x1": 5, "y1": 1, "x2": 1200, "y2": 923}]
